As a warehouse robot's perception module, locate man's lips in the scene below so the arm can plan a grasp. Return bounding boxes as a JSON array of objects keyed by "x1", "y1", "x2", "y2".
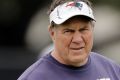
[{"x1": 70, "y1": 47, "x2": 84, "y2": 50}]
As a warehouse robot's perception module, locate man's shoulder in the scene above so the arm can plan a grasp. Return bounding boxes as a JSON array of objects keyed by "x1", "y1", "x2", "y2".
[
  {"x1": 90, "y1": 52, "x2": 118, "y2": 64},
  {"x1": 17, "y1": 55, "x2": 50, "y2": 80},
  {"x1": 90, "y1": 52, "x2": 120, "y2": 73}
]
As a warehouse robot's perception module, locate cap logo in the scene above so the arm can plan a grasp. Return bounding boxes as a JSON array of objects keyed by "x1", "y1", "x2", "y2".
[{"x1": 66, "y1": 2, "x2": 83, "y2": 10}]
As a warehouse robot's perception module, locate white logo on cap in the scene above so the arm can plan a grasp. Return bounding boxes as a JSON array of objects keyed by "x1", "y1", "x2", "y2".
[{"x1": 97, "y1": 78, "x2": 110, "y2": 80}]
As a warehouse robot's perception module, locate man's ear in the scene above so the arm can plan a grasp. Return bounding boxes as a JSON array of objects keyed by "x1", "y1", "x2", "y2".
[{"x1": 48, "y1": 25, "x2": 55, "y2": 41}]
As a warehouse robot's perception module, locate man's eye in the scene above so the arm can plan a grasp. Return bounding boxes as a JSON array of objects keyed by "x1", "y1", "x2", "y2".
[{"x1": 65, "y1": 30, "x2": 70, "y2": 32}]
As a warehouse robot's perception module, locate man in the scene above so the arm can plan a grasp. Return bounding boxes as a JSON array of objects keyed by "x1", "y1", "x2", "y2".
[{"x1": 18, "y1": 0, "x2": 120, "y2": 80}]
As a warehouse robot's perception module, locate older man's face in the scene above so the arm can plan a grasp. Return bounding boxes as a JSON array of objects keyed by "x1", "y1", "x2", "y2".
[{"x1": 49, "y1": 17, "x2": 94, "y2": 66}]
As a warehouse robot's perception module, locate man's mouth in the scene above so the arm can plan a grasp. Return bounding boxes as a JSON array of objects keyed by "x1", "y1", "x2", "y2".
[{"x1": 70, "y1": 47, "x2": 84, "y2": 50}]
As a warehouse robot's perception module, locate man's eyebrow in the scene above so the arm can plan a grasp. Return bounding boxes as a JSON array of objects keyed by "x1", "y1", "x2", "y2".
[{"x1": 63, "y1": 28, "x2": 75, "y2": 31}]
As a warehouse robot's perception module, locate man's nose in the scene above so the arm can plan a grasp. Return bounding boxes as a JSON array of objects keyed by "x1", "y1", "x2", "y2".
[{"x1": 72, "y1": 32, "x2": 83, "y2": 43}]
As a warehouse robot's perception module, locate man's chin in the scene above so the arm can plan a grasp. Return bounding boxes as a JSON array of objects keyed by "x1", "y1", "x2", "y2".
[{"x1": 69, "y1": 56, "x2": 88, "y2": 66}]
